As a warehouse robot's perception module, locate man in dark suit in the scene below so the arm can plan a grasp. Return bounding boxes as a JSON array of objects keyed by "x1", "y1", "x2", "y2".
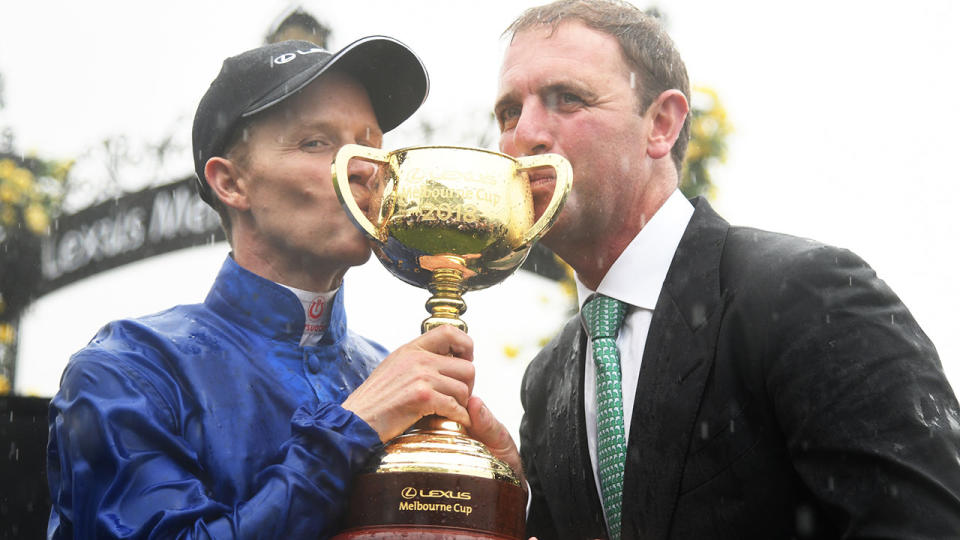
[{"x1": 493, "y1": 1, "x2": 960, "y2": 538}]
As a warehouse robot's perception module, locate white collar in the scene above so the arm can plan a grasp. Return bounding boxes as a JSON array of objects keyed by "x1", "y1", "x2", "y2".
[
  {"x1": 576, "y1": 189, "x2": 694, "y2": 309},
  {"x1": 280, "y1": 284, "x2": 339, "y2": 347}
]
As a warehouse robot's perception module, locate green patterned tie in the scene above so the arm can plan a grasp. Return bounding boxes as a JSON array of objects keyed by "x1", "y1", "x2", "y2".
[{"x1": 582, "y1": 294, "x2": 628, "y2": 540}]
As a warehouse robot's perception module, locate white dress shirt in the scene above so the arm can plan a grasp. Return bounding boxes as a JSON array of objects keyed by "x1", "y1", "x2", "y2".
[{"x1": 575, "y1": 189, "x2": 694, "y2": 508}]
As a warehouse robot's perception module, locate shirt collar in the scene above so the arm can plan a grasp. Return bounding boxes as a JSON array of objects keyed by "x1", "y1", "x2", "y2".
[
  {"x1": 280, "y1": 284, "x2": 339, "y2": 347},
  {"x1": 204, "y1": 255, "x2": 348, "y2": 346},
  {"x1": 576, "y1": 189, "x2": 694, "y2": 310}
]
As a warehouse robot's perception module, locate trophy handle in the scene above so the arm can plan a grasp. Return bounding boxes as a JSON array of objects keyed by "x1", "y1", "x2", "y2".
[
  {"x1": 516, "y1": 153, "x2": 573, "y2": 246},
  {"x1": 332, "y1": 144, "x2": 390, "y2": 242}
]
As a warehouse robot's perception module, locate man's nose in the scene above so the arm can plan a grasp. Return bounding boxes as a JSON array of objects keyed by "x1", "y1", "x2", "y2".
[
  {"x1": 512, "y1": 102, "x2": 553, "y2": 156},
  {"x1": 347, "y1": 157, "x2": 377, "y2": 186}
]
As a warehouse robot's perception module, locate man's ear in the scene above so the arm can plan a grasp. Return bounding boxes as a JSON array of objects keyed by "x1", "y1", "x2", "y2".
[
  {"x1": 204, "y1": 156, "x2": 250, "y2": 211},
  {"x1": 646, "y1": 89, "x2": 689, "y2": 161}
]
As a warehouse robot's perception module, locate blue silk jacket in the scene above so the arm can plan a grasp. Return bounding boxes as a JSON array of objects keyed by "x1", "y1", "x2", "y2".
[{"x1": 47, "y1": 256, "x2": 387, "y2": 538}]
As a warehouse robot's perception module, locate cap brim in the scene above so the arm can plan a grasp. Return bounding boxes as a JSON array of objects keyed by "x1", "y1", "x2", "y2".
[{"x1": 243, "y1": 36, "x2": 429, "y2": 133}]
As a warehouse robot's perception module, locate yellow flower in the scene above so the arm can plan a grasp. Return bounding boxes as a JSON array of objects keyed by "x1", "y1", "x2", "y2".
[
  {"x1": 9, "y1": 166, "x2": 34, "y2": 193},
  {"x1": 686, "y1": 139, "x2": 704, "y2": 162},
  {"x1": 693, "y1": 116, "x2": 719, "y2": 139},
  {"x1": 709, "y1": 104, "x2": 729, "y2": 125},
  {"x1": 0, "y1": 205, "x2": 15, "y2": 226},
  {"x1": 25, "y1": 204, "x2": 50, "y2": 234},
  {"x1": 0, "y1": 159, "x2": 15, "y2": 179},
  {"x1": 52, "y1": 160, "x2": 74, "y2": 182},
  {"x1": 0, "y1": 182, "x2": 19, "y2": 203},
  {"x1": 502, "y1": 344, "x2": 520, "y2": 359},
  {"x1": 0, "y1": 323, "x2": 15, "y2": 345}
]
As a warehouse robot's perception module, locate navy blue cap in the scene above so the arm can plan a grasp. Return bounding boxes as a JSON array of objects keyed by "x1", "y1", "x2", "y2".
[{"x1": 192, "y1": 36, "x2": 429, "y2": 205}]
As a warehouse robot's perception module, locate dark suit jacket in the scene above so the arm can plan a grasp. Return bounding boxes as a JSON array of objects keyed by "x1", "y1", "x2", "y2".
[{"x1": 520, "y1": 198, "x2": 960, "y2": 539}]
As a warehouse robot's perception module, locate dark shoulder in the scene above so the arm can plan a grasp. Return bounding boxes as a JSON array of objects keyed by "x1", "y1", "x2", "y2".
[
  {"x1": 720, "y1": 226, "x2": 875, "y2": 295},
  {"x1": 718, "y1": 226, "x2": 916, "y2": 359},
  {"x1": 522, "y1": 314, "x2": 581, "y2": 406},
  {"x1": 724, "y1": 226, "x2": 860, "y2": 273}
]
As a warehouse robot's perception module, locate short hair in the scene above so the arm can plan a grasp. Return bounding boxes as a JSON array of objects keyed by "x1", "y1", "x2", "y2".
[
  {"x1": 209, "y1": 116, "x2": 259, "y2": 243},
  {"x1": 504, "y1": 0, "x2": 690, "y2": 174}
]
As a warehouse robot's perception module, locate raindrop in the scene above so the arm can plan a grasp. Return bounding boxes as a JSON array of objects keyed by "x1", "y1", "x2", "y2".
[
  {"x1": 544, "y1": 92, "x2": 558, "y2": 109},
  {"x1": 699, "y1": 421, "x2": 708, "y2": 439},
  {"x1": 794, "y1": 504, "x2": 815, "y2": 535}
]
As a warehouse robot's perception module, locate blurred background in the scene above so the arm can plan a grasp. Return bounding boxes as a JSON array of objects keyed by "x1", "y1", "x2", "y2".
[{"x1": 1, "y1": 0, "x2": 958, "y2": 536}]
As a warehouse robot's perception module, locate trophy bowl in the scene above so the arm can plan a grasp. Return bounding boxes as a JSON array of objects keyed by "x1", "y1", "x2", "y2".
[
  {"x1": 333, "y1": 144, "x2": 570, "y2": 332},
  {"x1": 331, "y1": 145, "x2": 571, "y2": 539}
]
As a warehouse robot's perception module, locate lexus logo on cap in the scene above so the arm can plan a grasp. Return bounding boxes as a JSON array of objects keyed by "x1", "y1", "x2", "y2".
[{"x1": 272, "y1": 47, "x2": 326, "y2": 65}]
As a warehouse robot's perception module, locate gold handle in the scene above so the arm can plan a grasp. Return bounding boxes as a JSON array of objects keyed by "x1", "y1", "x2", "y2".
[
  {"x1": 332, "y1": 143, "x2": 390, "y2": 242},
  {"x1": 516, "y1": 153, "x2": 572, "y2": 246}
]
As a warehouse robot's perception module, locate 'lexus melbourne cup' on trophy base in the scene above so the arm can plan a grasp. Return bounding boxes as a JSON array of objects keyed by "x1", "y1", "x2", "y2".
[{"x1": 330, "y1": 145, "x2": 571, "y2": 539}]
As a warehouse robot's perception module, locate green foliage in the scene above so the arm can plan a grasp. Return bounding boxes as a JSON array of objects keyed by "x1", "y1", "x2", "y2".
[{"x1": 0, "y1": 153, "x2": 73, "y2": 394}]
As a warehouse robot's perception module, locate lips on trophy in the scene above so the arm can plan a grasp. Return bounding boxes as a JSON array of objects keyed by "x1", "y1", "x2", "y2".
[{"x1": 331, "y1": 144, "x2": 571, "y2": 540}]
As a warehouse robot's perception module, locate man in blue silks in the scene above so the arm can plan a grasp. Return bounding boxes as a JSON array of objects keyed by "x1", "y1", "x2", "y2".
[{"x1": 46, "y1": 36, "x2": 522, "y2": 539}]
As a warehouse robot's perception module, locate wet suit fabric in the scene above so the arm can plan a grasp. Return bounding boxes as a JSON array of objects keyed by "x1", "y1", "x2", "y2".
[
  {"x1": 47, "y1": 255, "x2": 386, "y2": 539},
  {"x1": 521, "y1": 197, "x2": 960, "y2": 539}
]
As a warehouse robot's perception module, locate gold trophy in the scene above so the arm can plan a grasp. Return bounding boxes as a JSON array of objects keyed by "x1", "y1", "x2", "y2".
[{"x1": 330, "y1": 145, "x2": 571, "y2": 539}]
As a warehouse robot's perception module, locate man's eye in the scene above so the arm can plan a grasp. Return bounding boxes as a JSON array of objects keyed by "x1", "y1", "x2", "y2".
[
  {"x1": 544, "y1": 91, "x2": 584, "y2": 111},
  {"x1": 498, "y1": 106, "x2": 520, "y2": 129},
  {"x1": 302, "y1": 139, "x2": 331, "y2": 150}
]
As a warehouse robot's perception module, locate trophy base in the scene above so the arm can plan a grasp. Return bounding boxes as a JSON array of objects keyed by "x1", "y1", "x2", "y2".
[
  {"x1": 335, "y1": 470, "x2": 525, "y2": 540},
  {"x1": 332, "y1": 525, "x2": 517, "y2": 540}
]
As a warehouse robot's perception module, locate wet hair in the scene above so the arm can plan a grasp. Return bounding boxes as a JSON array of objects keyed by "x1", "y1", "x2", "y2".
[
  {"x1": 208, "y1": 117, "x2": 261, "y2": 243},
  {"x1": 504, "y1": 0, "x2": 691, "y2": 174},
  {"x1": 206, "y1": 117, "x2": 256, "y2": 243}
]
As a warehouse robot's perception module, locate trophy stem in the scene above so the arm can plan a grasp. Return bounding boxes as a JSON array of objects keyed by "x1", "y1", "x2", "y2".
[{"x1": 422, "y1": 266, "x2": 468, "y2": 334}]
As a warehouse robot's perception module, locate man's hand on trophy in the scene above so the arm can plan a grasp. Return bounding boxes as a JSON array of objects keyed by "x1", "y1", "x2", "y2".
[
  {"x1": 466, "y1": 396, "x2": 526, "y2": 489},
  {"x1": 342, "y1": 325, "x2": 475, "y2": 442}
]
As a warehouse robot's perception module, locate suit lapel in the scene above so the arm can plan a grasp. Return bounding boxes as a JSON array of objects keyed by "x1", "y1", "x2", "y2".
[
  {"x1": 548, "y1": 319, "x2": 607, "y2": 536},
  {"x1": 621, "y1": 198, "x2": 730, "y2": 539}
]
